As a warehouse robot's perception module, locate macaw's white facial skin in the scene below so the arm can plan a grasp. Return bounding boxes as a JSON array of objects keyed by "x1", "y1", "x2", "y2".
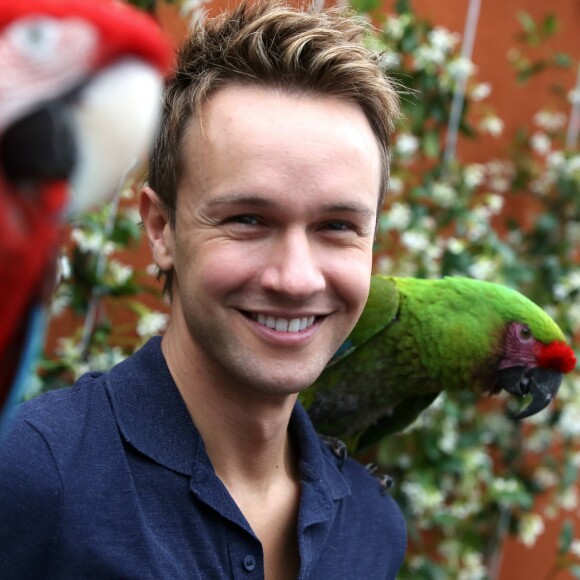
[{"x1": 144, "y1": 85, "x2": 382, "y2": 402}]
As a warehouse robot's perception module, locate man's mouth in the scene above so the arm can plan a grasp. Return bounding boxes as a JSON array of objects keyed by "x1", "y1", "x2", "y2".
[{"x1": 247, "y1": 312, "x2": 318, "y2": 332}]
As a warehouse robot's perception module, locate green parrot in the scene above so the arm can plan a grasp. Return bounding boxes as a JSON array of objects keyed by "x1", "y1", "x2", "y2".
[{"x1": 301, "y1": 276, "x2": 577, "y2": 451}]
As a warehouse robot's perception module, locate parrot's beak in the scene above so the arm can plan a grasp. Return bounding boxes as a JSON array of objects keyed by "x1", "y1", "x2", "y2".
[
  {"x1": 497, "y1": 366, "x2": 562, "y2": 419},
  {"x1": 0, "y1": 99, "x2": 77, "y2": 186}
]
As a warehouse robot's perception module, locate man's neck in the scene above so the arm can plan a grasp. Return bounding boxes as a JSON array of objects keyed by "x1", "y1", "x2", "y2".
[{"x1": 160, "y1": 328, "x2": 299, "y2": 489}]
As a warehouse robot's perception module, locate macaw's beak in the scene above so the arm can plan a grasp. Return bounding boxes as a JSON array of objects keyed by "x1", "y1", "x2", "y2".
[
  {"x1": 0, "y1": 98, "x2": 77, "y2": 185},
  {"x1": 497, "y1": 366, "x2": 562, "y2": 419}
]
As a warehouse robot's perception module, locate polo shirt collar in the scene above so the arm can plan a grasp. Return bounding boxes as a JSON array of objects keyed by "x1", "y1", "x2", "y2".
[
  {"x1": 106, "y1": 336, "x2": 202, "y2": 476},
  {"x1": 105, "y1": 337, "x2": 351, "y2": 503}
]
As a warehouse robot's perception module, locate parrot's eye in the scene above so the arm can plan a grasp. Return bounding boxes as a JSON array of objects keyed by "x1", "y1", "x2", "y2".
[
  {"x1": 519, "y1": 325, "x2": 532, "y2": 341},
  {"x1": 8, "y1": 17, "x2": 60, "y2": 61}
]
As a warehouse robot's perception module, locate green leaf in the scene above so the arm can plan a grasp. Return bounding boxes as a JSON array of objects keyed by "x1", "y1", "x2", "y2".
[
  {"x1": 517, "y1": 11, "x2": 537, "y2": 35},
  {"x1": 570, "y1": 565, "x2": 580, "y2": 579},
  {"x1": 553, "y1": 53, "x2": 572, "y2": 68},
  {"x1": 422, "y1": 130, "x2": 440, "y2": 158},
  {"x1": 542, "y1": 14, "x2": 559, "y2": 37},
  {"x1": 394, "y1": 0, "x2": 412, "y2": 16},
  {"x1": 350, "y1": 0, "x2": 382, "y2": 14},
  {"x1": 558, "y1": 519, "x2": 574, "y2": 555}
]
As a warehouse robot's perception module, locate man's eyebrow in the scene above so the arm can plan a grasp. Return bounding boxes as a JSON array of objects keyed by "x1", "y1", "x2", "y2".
[
  {"x1": 319, "y1": 202, "x2": 376, "y2": 219},
  {"x1": 205, "y1": 194, "x2": 275, "y2": 207},
  {"x1": 205, "y1": 195, "x2": 376, "y2": 218}
]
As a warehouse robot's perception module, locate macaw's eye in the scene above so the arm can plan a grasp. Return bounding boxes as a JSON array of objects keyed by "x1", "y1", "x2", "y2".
[
  {"x1": 519, "y1": 325, "x2": 532, "y2": 341},
  {"x1": 8, "y1": 17, "x2": 60, "y2": 61}
]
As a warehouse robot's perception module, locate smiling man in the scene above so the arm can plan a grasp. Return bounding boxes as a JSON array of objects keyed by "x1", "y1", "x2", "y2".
[{"x1": 0, "y1": 1, "x2": 405, "y2": 577}]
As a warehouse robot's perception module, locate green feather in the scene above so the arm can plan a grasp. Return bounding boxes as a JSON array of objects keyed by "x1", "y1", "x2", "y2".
[{"x1": 301, "y1": 275, "x2": 568, "y2": 450}]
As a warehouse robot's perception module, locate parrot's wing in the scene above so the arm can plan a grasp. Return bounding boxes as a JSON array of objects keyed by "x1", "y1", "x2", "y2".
[
  {"x1": 328, "y1": 275, "x2": 399, "y2": 366},
  {"x1": 355, "y1": 392, "x2": 441, "y2": 450}
]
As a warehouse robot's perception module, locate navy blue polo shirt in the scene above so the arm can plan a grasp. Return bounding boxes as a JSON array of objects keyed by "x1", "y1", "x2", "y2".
[{"x1": 0, "y1": 337, "x2": 406, "y2": 578}]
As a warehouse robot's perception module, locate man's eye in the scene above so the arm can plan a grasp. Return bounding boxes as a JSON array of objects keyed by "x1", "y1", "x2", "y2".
[
  {"x1": 225, "y1": 215, "x2": 261, "y2": 226},
  {"x1": 323, "y1": 221, "x2": 355, "y2": 232}
]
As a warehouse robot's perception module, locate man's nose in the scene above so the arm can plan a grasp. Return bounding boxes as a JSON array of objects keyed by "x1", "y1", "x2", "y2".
[{"x1": 259, "y1": 230, "x2": 326, "y2": 299}]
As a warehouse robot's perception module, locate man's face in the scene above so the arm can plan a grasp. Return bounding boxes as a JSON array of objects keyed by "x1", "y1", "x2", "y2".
[{"x1": 160, "y1": 85, "x2": 381, "y2": 397}]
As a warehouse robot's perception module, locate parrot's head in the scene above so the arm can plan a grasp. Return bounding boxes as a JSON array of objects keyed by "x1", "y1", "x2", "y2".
[
  {"x1": 487, "y1": 286, "x2": 577, "y2": 419},
  {"x1": 0, "y1": 0, "x2": 172, "y2": 408}
]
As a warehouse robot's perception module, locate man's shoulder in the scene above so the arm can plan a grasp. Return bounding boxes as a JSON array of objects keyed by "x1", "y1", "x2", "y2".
[
  {"x1": 318, "y1": 437, "x2": 405, "y2": 518},
  {"x1": 1, "y1": 369, "x2": 119, "y2": 482},
  {"x1": 13, "y1": 370, "x2": 111, "y2": 434},
  {"x1": 314, "y1": 439, "x2": 407, "y2": 574}
]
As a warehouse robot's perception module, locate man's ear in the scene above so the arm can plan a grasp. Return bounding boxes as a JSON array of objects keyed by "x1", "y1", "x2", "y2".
[{"x1": 139, "y1": 185, "x2": 175, "y2": 272}]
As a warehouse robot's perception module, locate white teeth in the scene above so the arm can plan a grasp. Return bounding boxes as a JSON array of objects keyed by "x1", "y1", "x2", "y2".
[
  {"x1": 252, "y1": 313, "x2": 317, "y2": 332},
  {"x1": 288, "y1": 319, "x2": 301, "y2": 332}
]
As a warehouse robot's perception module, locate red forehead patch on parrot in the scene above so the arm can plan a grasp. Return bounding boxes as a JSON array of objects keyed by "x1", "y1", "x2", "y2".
[
  {"x1": 536, "y1": 341, "x2": 577, "y2": 374},
  {"x1": 0, "y1": 0, "x2": 173, "y2": 74}
]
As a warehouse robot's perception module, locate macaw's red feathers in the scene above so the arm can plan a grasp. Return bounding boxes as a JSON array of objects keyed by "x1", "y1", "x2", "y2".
[
  {"x1": 536, "y1": 341, "x2": 577, "y2": 374},
  {"x1": 0, "y1": 0, "x2": 173, "y2": 74},
  {"x1": 0, "y1": 0, "x2": 172, "y2": 409}
]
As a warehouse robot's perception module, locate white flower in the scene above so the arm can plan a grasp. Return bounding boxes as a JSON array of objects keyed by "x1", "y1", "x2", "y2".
[
  {"x1": 108, "y1": 260, "x2": 133, "y2": 286},
  {"x1": 446, "y1": 237, "x2": 465, "y2": 254},
  {"x1": 70, "y1": 228, "x2": 115, "y2": 255},
  {"x1": 180, "y1": 0, "x2": 209, "y2": 25},
  {"x1": 557, "y1": 488, "x2": 578, "y2": 511},
  {"x1": 395, "y1": 133, "x2": 419, "y2": 157},
  {"x1": 137, "y1": 311, "x2": 169, "y2": 338},
  {"x1": 518, "y1": 513, "x2": 545, "y2": 547},
  {"x1": 534, "y1": 110, "x2": 567, "y2": 132},
  {"x1": 484, "y1": 193, "x2": 505, "y2": 214},
  {"x1": 471, "y1": 82, "x2": 491, "y2": 101},
  {"x1": 388, "y1": 175, "x2": 404, "y2": 195},
  {"x1": 534, "y1": 467, "x2": 558, "y2": 488},
  {"x1": 479, "y1": 116, "x2": 504, "y2": 137},
  {"x1": 413, "y1": 44, "x2": 446, "y2": 69},
  {"x1": 124, "y1": 208, "x2": 142, "y2": 225},
  {"x1": 458, "y1": 551, "x2": 486, "y2": 580},
  {"x1": 492, "y1": 478, "x2": 520, "y2": 495},
  {"x1": 447, "y1": 56, "x2": 476, "y2": 80},
  {"x1": 49, "y1": 287, "x2": 71, "y2": 317},
  {"x1": 439, "y1": 419, "x2": 458, "y2": 453},
  {"x1": 559, "y1": 404, "x2": 580, "y2": 437},
  {"x1": 530, "y1": 132, "x2": 551, "y2": 155},
  {"x1": 427, "y1": 27, "x2": 460, "y2": 53},
  {"x1": 464, "y1": 164, "x2": 485, "y2": 189},
  {"x1": 380, "y1": 51, "x2": 401, "y2": 69},
  {"x1": 386, "y1": 202, "x2": 412, "y2": 230},
  {"x1": 547, "y1": 151, "x2": 565, "y2": 171},
  {"x1": 565, "y1": 155, "x2": 580, "y2": 177},
  {"x1": 485, "y1": 159, "x2": 514, "y2": 192},
  {"x1": 401, "y1": 230, "x2": 431, "y2": 252},
  {"x1": 384, "y1": 15, "x2": 406, "y2": 41},
  {"x1": 120, "y1": 184, "x2": 135, "y2": 200},
  {"x1": 567, "y1": 302, "x2": 580, "y2": 326},
  {"x1": 568, "y1": 88, "x2": 580, "y2": 106},
  {"x1": 376, "y1": 255, "x2": 394, "y2": 275},
  {"x1": 57, "y1": 254, "x2": 71, "y2": 282},
  {"x1": 431, "y1": 182, "x2": 457, "y2": 207},
  {"x1": 401, "y1": 480, "x2": 445, "y2": 514}
]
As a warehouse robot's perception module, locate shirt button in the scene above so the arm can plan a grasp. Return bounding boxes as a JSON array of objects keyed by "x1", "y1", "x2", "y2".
[{"x1": 243, "y1": 555, "x2": 256, "y2": 571}]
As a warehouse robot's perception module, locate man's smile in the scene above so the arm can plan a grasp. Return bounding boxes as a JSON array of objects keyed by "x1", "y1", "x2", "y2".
[{"x1": 247, "y1": 312, "x2": 318, "y2": 332}]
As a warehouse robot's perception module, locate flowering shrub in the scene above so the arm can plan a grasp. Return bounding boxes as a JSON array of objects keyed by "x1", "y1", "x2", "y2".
[
  {"x1": 356, "y1": 1, "x2": 580, "y2": 577},
  {"x1": 35, "y1": 0, "x2": 579, "y2": 578}
]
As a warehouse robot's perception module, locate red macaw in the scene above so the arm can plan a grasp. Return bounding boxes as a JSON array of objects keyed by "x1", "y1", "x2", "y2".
[{"x1": 0, "y1": 0, "x2": 172, "y2": 416}]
